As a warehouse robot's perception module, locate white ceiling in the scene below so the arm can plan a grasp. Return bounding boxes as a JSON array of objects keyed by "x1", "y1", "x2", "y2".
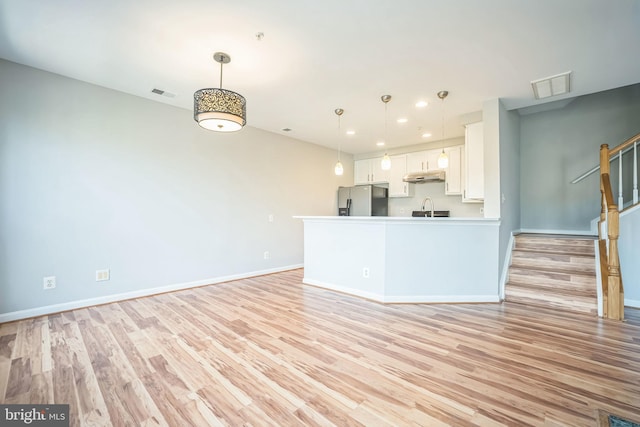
[{"x1": 1, "y1": 0, "x2": 639, "y2": 154}]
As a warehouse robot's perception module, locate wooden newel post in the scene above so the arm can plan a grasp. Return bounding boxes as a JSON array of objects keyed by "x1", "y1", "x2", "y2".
[
  {"x1": 607, "y1": 207, "x2": 624, "y2": 320},
  {"x1": 599, "y1": 144, "x2": 624, "y2": 320}
]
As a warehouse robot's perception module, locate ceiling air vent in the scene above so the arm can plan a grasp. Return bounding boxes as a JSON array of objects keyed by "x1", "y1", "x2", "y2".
[
  {"x1": 531, "y1": 71, "x2": 571, "y2": 99},
  {"x1": 151, "y1": 88, "x2": 176, "y2": 98}
]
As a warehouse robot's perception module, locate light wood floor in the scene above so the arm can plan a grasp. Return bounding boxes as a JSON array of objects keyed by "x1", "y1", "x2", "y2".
[{"x1": 1, "y1": 269, "x2": 639, "y2": 426}]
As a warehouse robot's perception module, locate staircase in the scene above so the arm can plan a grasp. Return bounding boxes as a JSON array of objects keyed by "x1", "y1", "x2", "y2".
[{"x1": 505, "y1": 234, "x2": 598, "y2": 315}]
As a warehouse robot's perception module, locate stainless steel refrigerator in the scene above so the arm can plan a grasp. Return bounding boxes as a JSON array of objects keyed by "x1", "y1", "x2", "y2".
[{"x1": 337, "y1": 185, "x2": 388, "y2": 216}]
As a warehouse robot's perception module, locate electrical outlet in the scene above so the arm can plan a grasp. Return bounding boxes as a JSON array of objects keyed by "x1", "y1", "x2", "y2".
[
  {"x1": 268, "y1": 214, "x2": 274, "y2": 223},
  {"x1": 43, "y1": 276, "x2": 56, "y2": 290},
  {"x1": 264, "y1": 251, "x2": 270, "y2": 260},
  {"x1": 362, "y1": 267, "x2": 370, "y2": 278},
  {"x1": 96, "y1": 269, "x2": 110, "y2": 282}
]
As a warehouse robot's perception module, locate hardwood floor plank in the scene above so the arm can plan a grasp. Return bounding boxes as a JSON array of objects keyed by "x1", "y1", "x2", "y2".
[{"x1": 1, "y1": 269, "x2": 639, "y2": 426}]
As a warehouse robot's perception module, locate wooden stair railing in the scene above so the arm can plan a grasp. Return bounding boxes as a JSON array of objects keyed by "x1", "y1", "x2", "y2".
[{"x1": 598, "y1": 131, "x2": 640, "y2": 320}]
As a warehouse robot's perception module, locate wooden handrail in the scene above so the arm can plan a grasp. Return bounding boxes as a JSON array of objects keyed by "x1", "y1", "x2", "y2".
[
  {"x1": 599, "y1": 144, "x2": 625, "y2": 320},
  {"x1": 609, "y1": 131, "x2": 640, "y2": 157}
]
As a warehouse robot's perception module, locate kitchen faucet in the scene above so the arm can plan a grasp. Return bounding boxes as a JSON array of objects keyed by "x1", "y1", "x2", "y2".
[{"x1": 421, "y1": 196, "x2": 435, "y2": 218}]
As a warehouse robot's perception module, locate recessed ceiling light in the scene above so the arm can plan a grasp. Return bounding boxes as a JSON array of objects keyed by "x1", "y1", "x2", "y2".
[
  {"x1": 282, "y1": 128, "x2": 292, "y2": 132},
  {"x1": 346, "y1": 130, "x2": 355, "y2": 135},
  {"x1": 422, "y1": 133, "x2": 432, "y2": 138},
  {"x1": 415, "y1": 100, "x2": 428, "y2": 108},
  {"x1": 397, "y1": 118, "x2": 408, "y2": 124},
  {"x1": 376, "y1": 141, "x2": 385, "y2": 146}
]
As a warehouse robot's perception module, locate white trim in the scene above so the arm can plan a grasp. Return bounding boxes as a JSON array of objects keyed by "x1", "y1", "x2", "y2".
[
  {"x1": 303, "y1": 278, "x2": 500, "y2": 304},
  {"x1": 383, "y1": 295, "x2": 500, "y2": 303},
  {"x1": 0, "y1": 265, "x2": 303, "y2": 323},
  {"x1": 625, "y1": 299, "x2": 640, "y2": 309},
  {"x1": 302, "y1": 278, "x2": 382, "y2": 302},
  {"x1": 499, "y1": 233, "x2": 515, "y2": 301},
  {"x1": 517, "y1": 228, "x2": 597, "y2": 237},
  {"x1": 594, "y1": 240, "x2": 604, "y2": 317}
]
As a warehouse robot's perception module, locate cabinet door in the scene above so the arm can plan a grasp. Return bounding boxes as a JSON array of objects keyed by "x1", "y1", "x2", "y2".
[
  {"x1": 464, "y1": 122, "x2": 484, "y2": 201},
  {"x1": 370, "y1": 157, "x2": 389, "y2": 184},
  {"x1": 354, "y1": 159, "x2": 371, "y2": 185},
  {"x1": 406, "y1": 151, "x2": 426, "y2": 172},
  {"x1": 425, "y1": 149, "x2": 444, "y2": 171},
  {"x1": 445, "y1": 146, "x2": 462, "y2": 195},
  {"x1": 389, "y1": 155, "x2": 411, "y2": 197}
]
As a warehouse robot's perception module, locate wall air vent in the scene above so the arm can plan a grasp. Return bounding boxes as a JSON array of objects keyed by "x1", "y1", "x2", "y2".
[
  {"x1": 531, "y1": 71, "x2": 572, "y2": 99},
  {"x1": 151, "y1": 88, "x2": 176, "y2": 98}
]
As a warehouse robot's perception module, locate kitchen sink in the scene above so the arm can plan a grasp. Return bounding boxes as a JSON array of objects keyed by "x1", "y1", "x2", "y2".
[{"x1": 411, "y1": 210, "x2": 450, "y2": 217}]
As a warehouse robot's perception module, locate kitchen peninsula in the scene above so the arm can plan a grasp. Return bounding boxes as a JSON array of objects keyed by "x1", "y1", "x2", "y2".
[{"x1": 296, "y1": 216, "x2": 501, "y2": 303}]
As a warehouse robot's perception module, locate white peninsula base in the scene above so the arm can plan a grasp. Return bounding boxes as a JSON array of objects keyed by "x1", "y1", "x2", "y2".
[{"x1": 296, "y1": 216, "x2": 501, "y2": 303}]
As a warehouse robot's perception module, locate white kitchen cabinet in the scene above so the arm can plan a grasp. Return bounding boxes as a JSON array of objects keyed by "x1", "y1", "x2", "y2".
[
  {"x1": 425, "y1": 149, "x2": 445, "y2": 171},
  {"x1": 406, "y1": 151, "x2": 427, "y2": 173},
  {"x1": 354, "y1": 158, "x2": 389, "y2": 185},
  {"x1": 444, "y1": 145, "x2": 462, "y2": 195},
  {"x1": 388, "y1": 155, "x2": 412, "y2": 197},
  {"x1": 464, "y1": 122, "x2": 484, "y2": 202},
  {"x1": 407, "y1": 150, "x2": 446, "y2": 172}
]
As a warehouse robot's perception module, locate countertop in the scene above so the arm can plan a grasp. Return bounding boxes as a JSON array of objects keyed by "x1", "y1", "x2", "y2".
[{"x1": 294, "y1": 215, "x2": 500, "y2": 225}]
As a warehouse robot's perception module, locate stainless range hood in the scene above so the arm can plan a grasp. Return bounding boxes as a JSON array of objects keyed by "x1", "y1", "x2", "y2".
[{"x1": 402, "y1": 170, "x2": 445, "y2": 183}]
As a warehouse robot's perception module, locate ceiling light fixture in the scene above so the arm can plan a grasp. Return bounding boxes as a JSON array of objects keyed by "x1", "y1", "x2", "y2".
[
  {"x1": 380, "y1": 95, "x2": 392, "y2": 171},
  {"x1": 334, "y1": 108, "x2": 344, "y2": 176},
  {"x1": 437, "y1": 90, "x2": 449, "y2": 169},
  {"x1": 194, "y1": 52, "x2": 246, "y2": 132},
  {"x1": 416, "y1": 100, "x2": 428, "y2": 108}
]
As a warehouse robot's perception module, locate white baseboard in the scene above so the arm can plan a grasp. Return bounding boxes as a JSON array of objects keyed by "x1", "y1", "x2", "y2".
[
  {"x1": 0, "y1": 264, "x2": 303, "y2": 323},
  {"x1": 303, "y1": 278, "x2": 500, "y2": 304},
  {"x1": 625, "y1": 299, "x2": 640, "y2": 309}
]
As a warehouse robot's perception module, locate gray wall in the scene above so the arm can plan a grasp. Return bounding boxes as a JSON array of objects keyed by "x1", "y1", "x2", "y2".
[
  {"x1": 520, "y1": 83, "x2": 640, "y2": 232},
  {"x1": 0, "y1": 59, "x2": 353, "y2": 315}
]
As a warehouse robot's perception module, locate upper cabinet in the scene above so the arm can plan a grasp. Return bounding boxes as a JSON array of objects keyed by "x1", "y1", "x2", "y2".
[
  {"x1": 354, "y1": 157, "x2": 389, "y2": 185},
  {"x1": 388, "y1": 154, "x2": 412, "y2": 198},
  {"x1": 444, "y1": 145, "x2": 463, "y2": 196},
  {"x1": 406, "y1": 150, "x2": 444, "y2": 173},
  {"x1": 464, "y1": 122, "x2": 484, "y2": 202}
]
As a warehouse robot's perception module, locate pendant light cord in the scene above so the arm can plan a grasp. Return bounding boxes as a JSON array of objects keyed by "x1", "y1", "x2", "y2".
[
  {"x1": 219, "y1": 55, "x2": 224, "y2": 89},
  {"x1": 337, "y1": 113, "x2": 342, "y2": 161}
]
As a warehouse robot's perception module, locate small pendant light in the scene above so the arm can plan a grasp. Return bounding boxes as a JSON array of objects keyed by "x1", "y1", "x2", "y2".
[
  {"x1": 334, "y1": 108, "x2": 344, "y2": 176},
  {"x1": 436, "y1": 90, "x2": 449, "y2": 169},
  {"x1": 194, "y1": 52, "x2": 247, "y2": 132},
  {"x1": 380, "y1": 95, "x2": 392, "y2": 171}
]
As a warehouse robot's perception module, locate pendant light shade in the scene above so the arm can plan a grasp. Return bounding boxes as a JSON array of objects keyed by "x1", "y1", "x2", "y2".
[
  {"x1": 194, "y1": 52, "x2": 246, "y2": 132},
  {"x1": 380, "y1": 95, "x2": 392, "y2": 171},
  {"x1": 437, "y1": 90, "x2": 449, "y2": 168},
  {"x1": 334, "y1": 108, "x2": 344, "y2": 176},
  {"x1": 437, "y1": 150, "x2": 449, "y2": 168},
  {"x1": 381, "y1": 153, "x2": 391, "y2": 170}
]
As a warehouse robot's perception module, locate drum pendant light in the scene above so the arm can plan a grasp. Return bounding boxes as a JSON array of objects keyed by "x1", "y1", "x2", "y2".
[{"x1": 194, "y1": 52, "x2": 246, "y2": 132}]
